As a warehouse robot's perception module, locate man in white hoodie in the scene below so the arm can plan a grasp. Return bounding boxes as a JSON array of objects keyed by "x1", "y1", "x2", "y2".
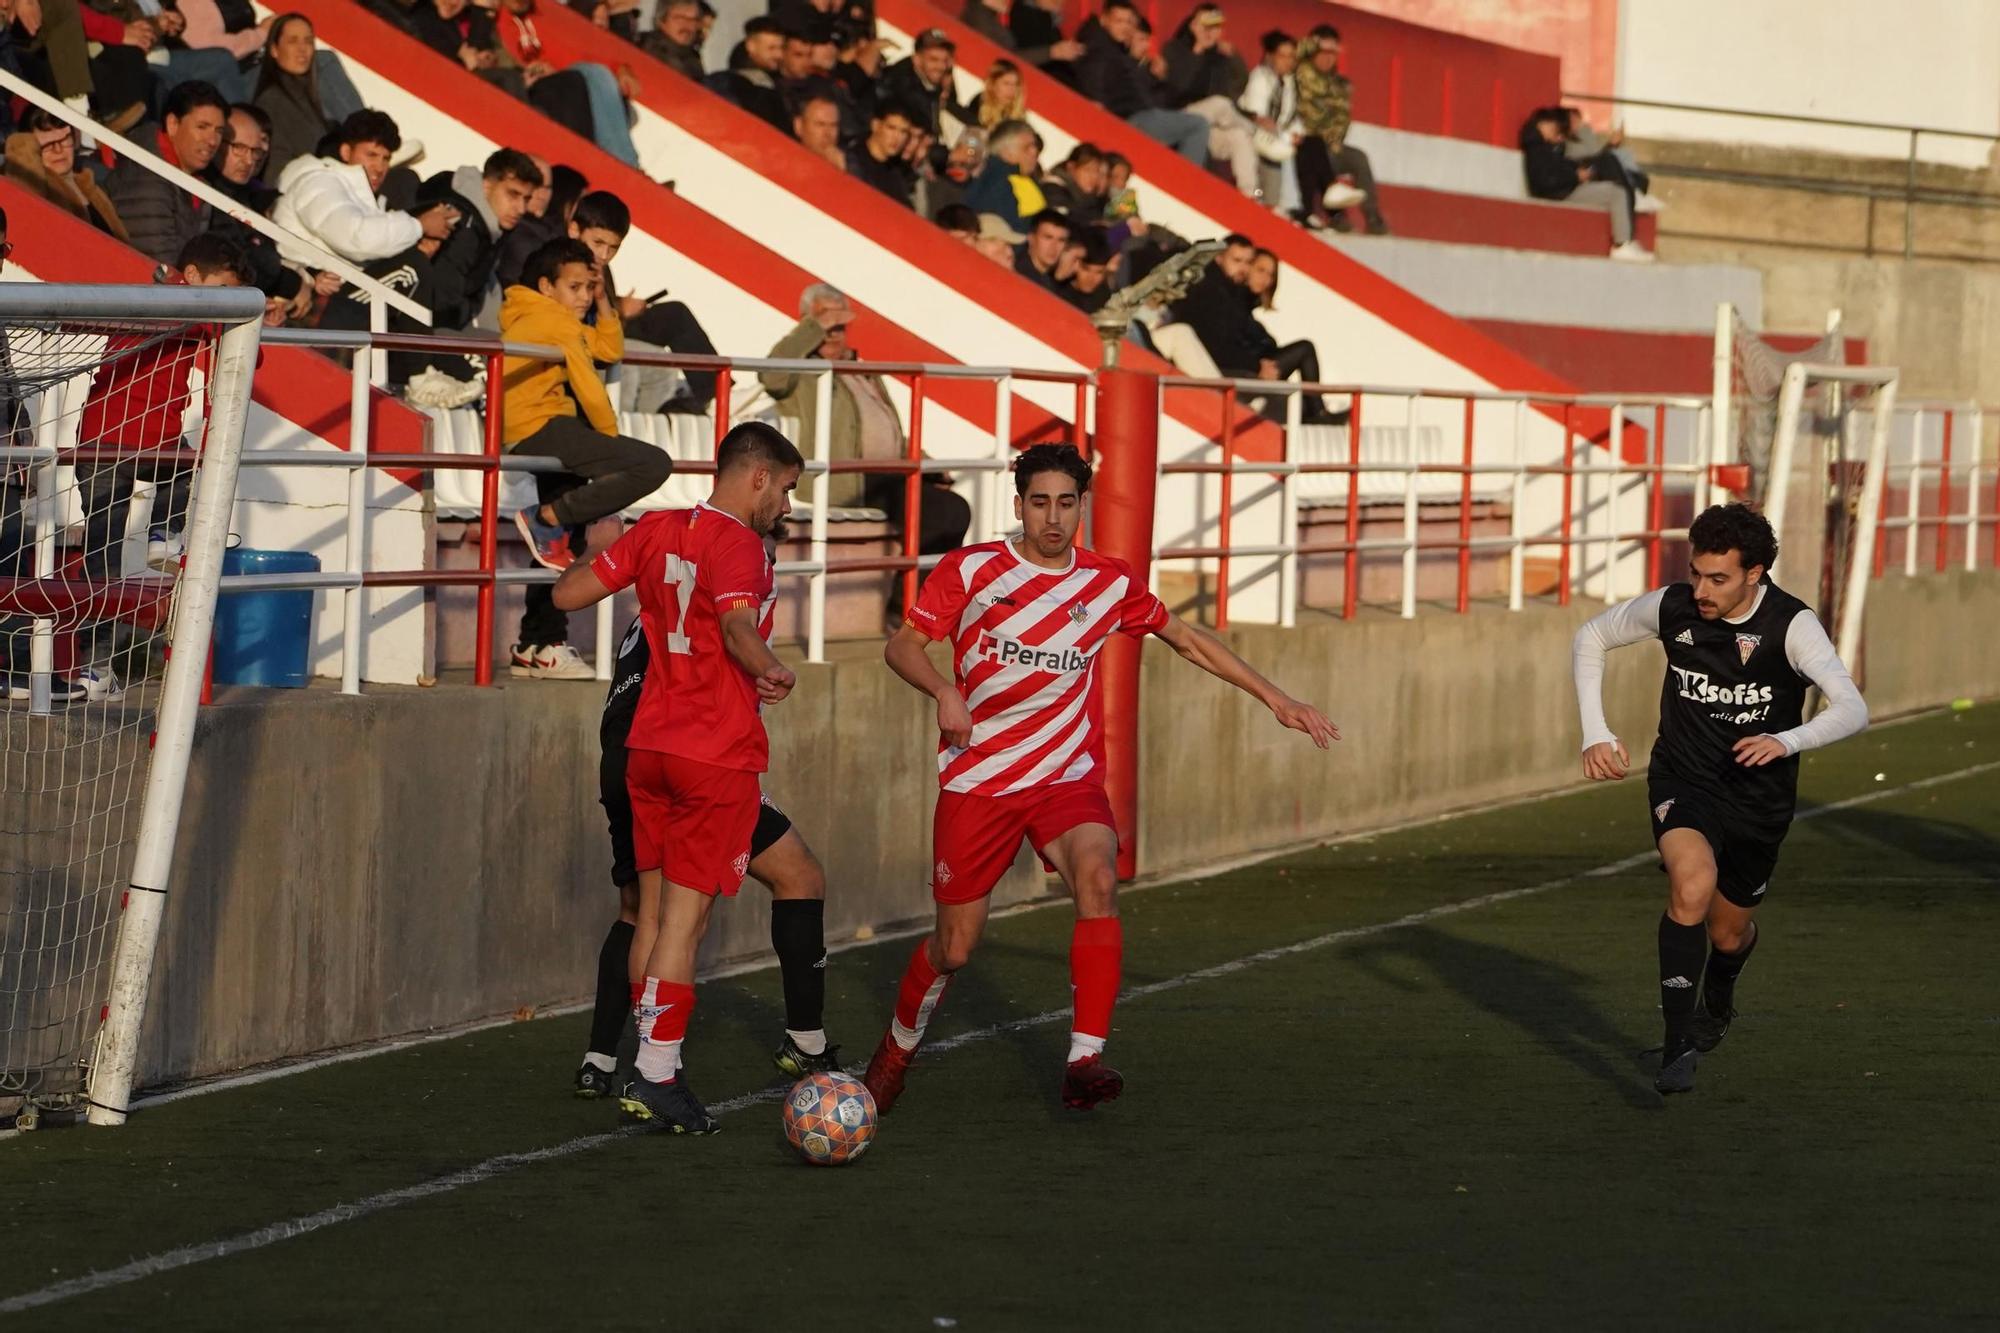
[{"x1": 273, "y1": 110, "x2": 457, "y2": 269}]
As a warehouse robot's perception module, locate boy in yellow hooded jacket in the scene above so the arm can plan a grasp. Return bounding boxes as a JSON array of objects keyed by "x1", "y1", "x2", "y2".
[{"x1": 502, "y1": 237, "x2": 673, "y2": 677}]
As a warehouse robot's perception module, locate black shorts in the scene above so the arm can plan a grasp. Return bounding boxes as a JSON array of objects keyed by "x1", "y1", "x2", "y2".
[
  {"x1": 1647, "y1": 778, "x2": 1789, "y2": 908},
  {"x1": 601, "y1": 744, "x2": 792, "y2": 888}
]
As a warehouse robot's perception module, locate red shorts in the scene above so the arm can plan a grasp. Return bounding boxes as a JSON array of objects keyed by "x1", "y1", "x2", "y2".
[
  {"x1": 627, "y1": 750, "x2": 761, "y2": 897},
  {"x1": 930, "y1": 781, "x2": 1117, "y2": 904}
]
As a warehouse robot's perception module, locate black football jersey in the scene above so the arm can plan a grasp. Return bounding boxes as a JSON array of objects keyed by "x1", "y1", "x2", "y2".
[
  {"x1": 600, "y1": 616, "x2": 649, "y2": 751},
  {"x1": 1650, "y1": 580, "x2": 1813, "y2": 822}
]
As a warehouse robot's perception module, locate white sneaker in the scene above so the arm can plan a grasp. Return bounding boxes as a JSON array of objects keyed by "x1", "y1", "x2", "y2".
[
  {"x1": 1610, "y1": 241, "x2": 1657, "y2": 263},
  {"x1": 403, "y1": 366, "x2": 486, "y2": 409},
  {"x1": 1634, "y1": 194, "x2": 1664, "y2": 214},
  {"x1": 1321, "y1": 181, "x2": 1368, "y2": 210},
  {"x1": 146, "y1": 531, "x2": 185, "y2": 572},
  {"x1": 66, "y1": 668, "x2": 127, "y2": 702},
  {"x1": 510, "y1": 642, "x2": 595, "y2": 680}
]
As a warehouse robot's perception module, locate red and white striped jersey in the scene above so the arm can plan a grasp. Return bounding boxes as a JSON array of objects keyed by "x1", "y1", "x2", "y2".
[{"x1": 906, "y1": 540, "x2": 1170, "y2": 796}]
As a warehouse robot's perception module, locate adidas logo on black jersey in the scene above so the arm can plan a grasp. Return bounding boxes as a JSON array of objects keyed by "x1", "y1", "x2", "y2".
[{"x1": 1675, "y1": 629, "x2": 1694, "y2": 645}]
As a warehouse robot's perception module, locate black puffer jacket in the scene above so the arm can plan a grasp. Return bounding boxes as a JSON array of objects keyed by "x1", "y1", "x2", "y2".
[{"x1": 1169, "y1": 266, "x2": 1275, "y2": 375}]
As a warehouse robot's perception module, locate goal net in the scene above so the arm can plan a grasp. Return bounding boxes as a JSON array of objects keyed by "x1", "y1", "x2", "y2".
[
  {"x1": 1716, "y1": 302, "x2": 1846, "y2": 506},
  {"x1": 1765, "y1": 361, "x2": 1900, "y2": 672},
  {"x1": 0, "y1": 285, "x2": 262, "y2": 1130}
]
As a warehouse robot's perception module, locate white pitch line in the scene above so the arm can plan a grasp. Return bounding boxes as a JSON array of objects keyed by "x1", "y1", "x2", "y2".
[{"x1": 3, "y1": 755, "x2": 1993, "y2": 1316}]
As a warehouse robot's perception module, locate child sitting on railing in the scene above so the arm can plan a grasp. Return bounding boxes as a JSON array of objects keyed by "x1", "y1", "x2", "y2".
[{"x1": 501, "y1": 235, "x2": 671, "y2": 679}]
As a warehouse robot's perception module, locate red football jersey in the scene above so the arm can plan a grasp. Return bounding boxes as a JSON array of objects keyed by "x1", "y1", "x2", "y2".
[
  {"x1": 906, "y1": 540, "x2": 1169, "y2": 796},
  {"x1": 591, "y1": 504, "x2": 777, "y2": 771}
]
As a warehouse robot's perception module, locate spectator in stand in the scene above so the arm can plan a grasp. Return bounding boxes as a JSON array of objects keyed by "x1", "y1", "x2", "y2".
[
  {"x1": 933, "y1": 201, "x2": 979, "y2": 243},
  {"x1": 502, "y1": 236, "x2": 672, "y2": 678},
  {"x1": 1171, "y1": 232, "x2": 1339, "y2": 422},
  {"x1": 1246, "y1": 244, "x2": 1278, "y2": 310},
  {"x1": 319, "y1": 174, "x2": 476, "y2": 403},
  {"x1": 962, "y1": 117, "x2": 1043, "y2": 233},
  {"x1": 494, "y1": 0, "x2": 643, "y2": 166},
  {"x1": 574, "y1": 0, "x2": 639, "y2": 43},
  {"x1": 165, "y1": 0, "x2": 271, "y2": 102},
  {"x1": 637, "y1": 0, "x2": 703, "y2": 81},
  {"x1": 968, "y1": 57, "x2": 1025, "y2": 130},
  {"x1": 412, "y1": 0, "x2": 606, "y2": 151},
  {"x1": 1012, "y1": 206, "x2": 1069, "y2": 294},
  {"x1": 273, "y1": 110, "x2": 453, "y2": 270},
  {"x1": 1004, "y1": 0, "x2": 1083, "y2": 71},
  {"x1": 73, "y1": 0, "x2": 243, "y2": 105},
  {"x1": 77, "y1": 230, "x2": 253, "y2": 579},
  {"x1": 495, "y1": 160, "x2": 589, "y2": 287},
  {"x1": 760, "y1": 283, "x2": 970, "y2": 627},
  {"x1": 1062, "y1": 227, "x2": 1114, "y2": 313},
  {"x1": 876, "y1": 28, "x2": 963, "y2": 161},
  {"x1": 845, "y1": 104, "x2": 917, "y2": 208},
  {"x1": 5, "y1": 108, "x2": 128, "y2": 241},
  {"x1": 253, "y1": 14, "x2": 327, "y2": 182},
  {"x1": 1038, "y1": 141, "x2": 1105, "y2": 224},
  {"x1": 11, "y1": 0, "x2": 152, "y2": 133},
  {"x1": 1521, "y1": 106, "x2": 1649, "y2": 262},
  {"x1": 1565, "y1": 106, "x2": 1655, "y2": 205},
  {"x1": 833, "y1": 20, "x2": 882, "y2": 117},
  {"x1": 708, "y1": 15, "x2": 789, "y2": 132},
  {"x1": 923, "y1": 125, "x2": 985, "y2": 215},
  {"x1": 1294, "y1": 25, "x2": 1386, "y2": 234},
  {"x1": 429, "y1": 147, "x2": 542, "y2": 329},
  {"x1": 793, "y1": 93, "x2": 845, "y2": 169},
  {"x1": 103, "y1": 80, "x2": 227, "y2": 266},
  {"x1": 203, "y1": 103, "x2": 314, "y2": 319},
  {"x1": 973, "y1": 211, "x2": 1021, "y2": 266},
  {"x1": 1240, "y1": 29, "x2": 1299, "y2": 211},
  {"x1": 1074, "y1": 0, "x2": 1208, "y2": 166},
  {"x1": 569, "y1": 189, "x2": 721, "y2": 414},
  {"x1": 1160, "y1": 4, "x2": 1258, "y2": 199}
]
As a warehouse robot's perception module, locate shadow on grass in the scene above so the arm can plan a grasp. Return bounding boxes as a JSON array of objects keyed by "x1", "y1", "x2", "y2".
[
  {"x1": 1343, "y1": 924, "x2": 1660, "y2": 1110},
  {"x1": 1797, "y1": 807, "x2": 2000, "y2": 886}
]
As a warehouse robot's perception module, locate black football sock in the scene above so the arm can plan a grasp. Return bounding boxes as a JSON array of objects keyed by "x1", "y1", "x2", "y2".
[
  {"x1": 1658, "y1": 914, "x2": 1708, "y2": 1053},
  {"x1": 1702, "y1": 923, "x2": 1758, "y2": 1015},
  {"x1": 586, "y1": 919, "x2": 636, "y2": 1060},
  {"x1": 771, "y1": 898, "x2": 827, "y2": 1040}
]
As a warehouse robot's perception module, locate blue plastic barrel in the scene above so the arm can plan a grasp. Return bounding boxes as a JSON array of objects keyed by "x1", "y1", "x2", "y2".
[{"x1": 213, "y1": 548, "x2": 320, "y2": 688}]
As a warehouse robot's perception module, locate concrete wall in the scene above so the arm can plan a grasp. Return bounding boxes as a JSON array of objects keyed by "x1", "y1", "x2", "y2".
[{"x1": 135, "y1": 573, "x2": 2000, "y2": 1086}]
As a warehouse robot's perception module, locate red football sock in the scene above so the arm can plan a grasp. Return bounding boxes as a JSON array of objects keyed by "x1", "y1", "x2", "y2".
[
  {"x1": 889, "y1": 938, "x2": 952, "y2": 1052},
  {"x1": 1068, "y1": 917, "x2": 1123, "y2": 1058}
]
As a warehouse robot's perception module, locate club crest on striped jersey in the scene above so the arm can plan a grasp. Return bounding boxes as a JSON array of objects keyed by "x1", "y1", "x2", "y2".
[
  {"x1": 1068, "y1": 602, "x2": 1089, "y2": 624},
  {"x1": 1735, "y1": 632, "x2": 1762, "y2": 665}
]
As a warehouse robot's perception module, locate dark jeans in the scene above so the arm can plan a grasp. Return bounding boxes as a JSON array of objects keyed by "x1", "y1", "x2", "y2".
[
  {"x1": 1226, "y1": 342, "x2": 1342, "y2": 424},
  {"x1": 625, "y1": 301, "x2": 718, "y2": 411},
  {"x1": 862, "y1": 474, "x2": 972, "y2": 618},
  {"x1": 79, "y1": 458, "x2": 190, "y2": 577},
  {"x1": 513, "y1": 416, "x2": 673, "y2": 646}
]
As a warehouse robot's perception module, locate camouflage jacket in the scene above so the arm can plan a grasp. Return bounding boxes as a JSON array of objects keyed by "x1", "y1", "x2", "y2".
[{"x1": 1294, "y1": 41, "x2": 1353, "y2": 150}]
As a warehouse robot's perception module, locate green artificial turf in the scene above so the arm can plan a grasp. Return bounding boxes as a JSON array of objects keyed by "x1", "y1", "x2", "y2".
[{"x1": 2, "y1": 707, "x2": 1994, "y2": 1329}]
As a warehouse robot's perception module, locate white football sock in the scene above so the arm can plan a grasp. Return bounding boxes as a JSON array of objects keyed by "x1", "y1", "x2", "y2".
[
  {"x1": 581, "y1": 1051, "x2": 616, "y2": 1073},
  {"x1": 785, "y1": 1028, "x2": 827, "y2": 1056},
  {"x1": 1067, "y1": 1032, "x2": 1106, "y2": 1064},
  {"x1": 634, "y1": 1040, "x2": 681, "y2": 1083}
]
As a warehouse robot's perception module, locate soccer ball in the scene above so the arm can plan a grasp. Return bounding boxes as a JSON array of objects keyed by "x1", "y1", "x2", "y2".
[{"x1": 781, "y1": 1072, "x2": 877, "y2": 1166}]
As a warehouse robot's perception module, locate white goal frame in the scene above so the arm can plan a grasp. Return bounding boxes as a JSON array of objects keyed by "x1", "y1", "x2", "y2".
[
  {"x1": 0, "y1": 284, "x2": 264, "y2": 1127},
  {"x1": 1765, "y1": 360, "x2": 1901, "y2": 669}
]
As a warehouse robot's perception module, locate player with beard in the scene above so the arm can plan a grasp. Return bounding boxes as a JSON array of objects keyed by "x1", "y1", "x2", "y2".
[{"x1": 1572, "y1": 503, "x2": 1868, "y2": 1094}]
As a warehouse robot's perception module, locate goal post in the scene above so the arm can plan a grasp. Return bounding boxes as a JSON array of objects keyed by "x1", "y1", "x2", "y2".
[
  {"x1": 1765, "y1": 359, "x2": 1900, "y2": 671},
  {"x1": 0, "y1": 283, "x2": 264, "y2": 1129}
]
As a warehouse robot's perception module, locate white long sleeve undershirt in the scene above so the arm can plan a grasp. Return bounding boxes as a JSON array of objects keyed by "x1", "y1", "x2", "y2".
[{"x1": 1571, "y1": 585, "x2": 1869, "y2": 757}]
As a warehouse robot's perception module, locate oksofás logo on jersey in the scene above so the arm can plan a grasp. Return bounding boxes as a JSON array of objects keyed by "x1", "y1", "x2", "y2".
[{"x1": 1670, "y1": 665, "x2": 1776, "y2": 725}]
